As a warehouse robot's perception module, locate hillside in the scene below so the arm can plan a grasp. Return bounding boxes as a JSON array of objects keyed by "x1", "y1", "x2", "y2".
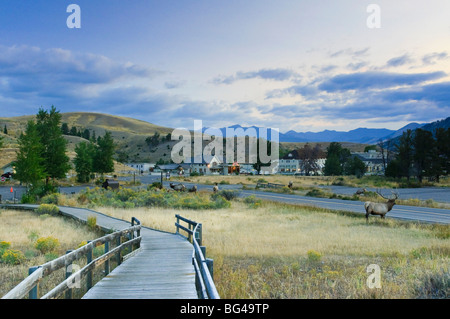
[{"x1": 0, "y1": 112, "x2": 177, "y2": 165}]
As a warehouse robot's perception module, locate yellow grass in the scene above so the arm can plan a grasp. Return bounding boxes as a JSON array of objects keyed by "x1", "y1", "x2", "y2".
[
  {"x1": 95, "y1": 201, "x2": 449, "y2": 298},
  {"x1": 0, "y1": 209, "x2": 101, "y2": 298}
]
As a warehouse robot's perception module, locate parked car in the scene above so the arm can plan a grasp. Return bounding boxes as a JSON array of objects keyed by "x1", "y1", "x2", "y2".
[{"x1": 1, "y1": 172, "x2": 13, "y2": 179}]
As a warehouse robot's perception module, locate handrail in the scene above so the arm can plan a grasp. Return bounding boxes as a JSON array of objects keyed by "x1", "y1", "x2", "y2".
[
  {"x1": 175, "y1": 214, "x2": 220, "y2": 299},
  {"x1": 2, "y1": 218, "x2": 141, "y2": 299}
]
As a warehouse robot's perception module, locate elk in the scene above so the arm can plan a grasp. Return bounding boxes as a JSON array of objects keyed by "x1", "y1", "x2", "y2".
[
  {"x1": 188, "y1": 185, "x2": 197, "y2": 193},
  {"x1": 355, "y1": 188, "x2": 366, "y2": 196},
  {"x1": 288, "y1": 181, "x2": 293, "y2": 189},
  {"x1": 212, "y1": 183, "x2": 219, "y2": 193},
  {"x1": 170, "y1": 183, "x2": 186, "y2": 192},
  {"x1": 364, "y1": 189, "x2": 399, "y2": 222}
]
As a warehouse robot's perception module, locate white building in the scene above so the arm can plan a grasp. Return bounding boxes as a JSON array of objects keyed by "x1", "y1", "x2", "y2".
[{"x1": 125, "y1": 163, "x2": 155, "y2": 174}]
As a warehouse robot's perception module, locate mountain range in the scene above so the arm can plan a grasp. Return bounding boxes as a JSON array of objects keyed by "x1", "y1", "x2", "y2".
[{"x1": 205, "y1": 117, "x2": 450, "y2": 144}]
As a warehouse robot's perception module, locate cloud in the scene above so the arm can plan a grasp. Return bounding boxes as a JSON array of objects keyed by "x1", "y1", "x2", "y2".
[
  {"x1": 318, "y1": 71, "x2": 446, "y2": 92},
  {"x1": 385, "y1": 54, "x2": 413, "y2": 68},
  {"x1": 329, "y1": 47, "x2": 370, "y2": 59},
  {"x1": 422, "y1": 51, "x2": 448, "y2": 65},
  {"x1": 212, "y1": 68, "x2": 299, "y2": 84}
]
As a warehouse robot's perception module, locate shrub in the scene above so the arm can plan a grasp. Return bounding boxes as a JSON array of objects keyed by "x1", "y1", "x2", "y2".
[
  {"x1": 87, "y1": 215, "x2": 97, "y2": 229},
  {"x1": 0, "y1": 241, "x2": 11, "y2": 253},
  {"x1": 243, "y1": 195, "x2": 262, "y2": 209},
  {"x1": 36, "y1": 204, "x2": 59, "y2": 215},
  {"x1": 1, "y1": 249, "x2": 26, "y2": 265},
  {"x1": 212, "y1": 190, "x2": 239, "y2": 201},
  {"x1": 307, "y1": 250, "x2": 322, "y2": 262},
  {"x1": 41, "y1": 193, "x2": 61, "y2": 205},
  {"x1": 35, "y1": 236, "x2": 60, "y2": 254}
]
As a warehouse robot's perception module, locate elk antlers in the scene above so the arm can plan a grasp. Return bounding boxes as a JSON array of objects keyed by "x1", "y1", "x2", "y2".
[{"x1": 376, "y1": 189, "x2": 399, "y2": 200}]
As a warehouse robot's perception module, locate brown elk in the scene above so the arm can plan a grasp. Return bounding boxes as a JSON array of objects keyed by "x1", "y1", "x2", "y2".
[
  {"x1": 188, "y1": 185, "x2": 197, "y2": 193},
  {"x1": 355, "y1": 188, "x2": 366, "y2": 196},
  {"x1": 170, "y1": 183, "x2": 186, "y2": 192},
  {"x1": 364, "y1": 189, "x2": 399, "y2": 222}
]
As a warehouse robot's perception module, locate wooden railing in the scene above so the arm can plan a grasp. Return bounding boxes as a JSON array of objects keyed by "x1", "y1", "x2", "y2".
[
  {"x1": 2, "y1": 218, "x2": 141, "y2": 299},
  {"x1": 175, "y1": 214, "x2": 220, "y2": 299}
]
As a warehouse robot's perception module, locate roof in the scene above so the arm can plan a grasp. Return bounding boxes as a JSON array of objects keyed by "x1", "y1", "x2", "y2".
[{"x1": 155, "y1": 164, "x2": 183, "y2": 170}]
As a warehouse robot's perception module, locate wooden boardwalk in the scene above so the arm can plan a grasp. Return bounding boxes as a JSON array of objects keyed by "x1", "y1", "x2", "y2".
[{"x1": 3, "y1": 205, "x2": 198, "y2": 299}]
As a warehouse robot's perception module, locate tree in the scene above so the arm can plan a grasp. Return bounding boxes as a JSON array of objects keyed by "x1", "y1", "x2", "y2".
[
  {"x1": 434, "y1": 128, "x2": 450, "y2": 182},
  {"x1": 396, "y1": 129, "x2": 414, "y2": 180},
  {"x1": 344, "y1": 156, "x2": 367, "y2": 178},
  {"x1": 93, "y1": 131, "x2": 115, "y2": 175},
  {"x1": 0, "y1": 134, "x2": 3, "y2": 149},
  {"x1": 14, "y1": 121, "x2": 46, "y2": 185},
  {"x1": 324, "y1": 153, "x2": 341, "y2": 176},
  {"x1": 298, "y1": 144, "x2": 324, "y2": 176},
  {"x1": 324, "y1": 142, "x2": 351, "y2": 176},
  {"x1": 3, "y1": 125, "x2": 7, "y2": 135},
  {"x1": 74, "y1": 142, "x2": 95, "y2": 183},
  {"x1": 413, "y1": 128, "x2": 435, "y2": 182},
  {"x1": 61, "y1": 123, "x2": 69, "y2": 135},
  {"x1": 36, "y1": 106, "x2": 70, "y2": 182}
]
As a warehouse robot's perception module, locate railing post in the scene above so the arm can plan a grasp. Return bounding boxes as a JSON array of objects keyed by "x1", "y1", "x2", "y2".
[
  {"x1": 86, "y1": 241, "x2": 93, "y2": 291},
  {"x1": 116, "y1": 236, "x2": 122, "y2": 265},
  {"x1": 65, "y1": 250, "x2": 73, "y2": 299},
  {"x1": 206, "y1": 258, "x2": 214, "y2": 281},
  {"x1": 176, "y1": 215, "x2": 180, "y2": 235},
  {"x1": 104, "y1": 242, "x2": 110, "y2": 276},
  {"x1": 28, "y1": 266, "x2": 39, "y2": 299},
  {"x1": 197, "y1": 223, "x2": 203, "y2": 246}
]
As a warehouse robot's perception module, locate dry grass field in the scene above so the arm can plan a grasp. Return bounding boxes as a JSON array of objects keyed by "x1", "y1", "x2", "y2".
[
  {"x1": 0, "y1": 209, "x2": 102, "y2": 298},
  {"x1": 95, "y1": 200, "x2": 450, "y2": 299}
]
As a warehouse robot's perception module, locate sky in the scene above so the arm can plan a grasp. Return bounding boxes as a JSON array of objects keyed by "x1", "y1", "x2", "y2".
[{"x1": 0, "y1": 0, "x2": 449, "y2": 133}]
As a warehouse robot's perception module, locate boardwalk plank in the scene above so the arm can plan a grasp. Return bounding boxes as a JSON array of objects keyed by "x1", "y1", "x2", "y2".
[{"x1": 2, "y1": 204, "x2": 198, "y2": 299}]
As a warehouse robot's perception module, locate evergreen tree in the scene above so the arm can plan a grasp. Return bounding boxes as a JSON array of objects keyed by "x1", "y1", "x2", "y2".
[
  {"x1": 93, "y1": 131, "x2": 115, "y2": 175},
  {"x1": 14, "y1": 121, "x2": 46, "y2": 185},
  {"x1": 324, "y1": 153, "x2": 341, "y2": 176},
  {"x1": 413, "y1": 129, "x2": 435, "y2": 182},
  {"x1": 3, "y1": 125, "x2": 7, "y2": 135},
  {"x1": 36, "y1": 106, "x2": 70, "y2": 182},
  {"x1": 61, "y1": 123, "x2": 69, "y2": 135},
  {"x1": 434, "y1": 128, "x2": 450, "y2": 181},
  {"x1": 0, "y1": 134, "x2": 3, "y2": 149},
  {"x1": 396, "y1": 129, "x2": 414, "y2": 180},
  {"x1": 74, "y1": 142, "x2": 95, "y2": 183}
]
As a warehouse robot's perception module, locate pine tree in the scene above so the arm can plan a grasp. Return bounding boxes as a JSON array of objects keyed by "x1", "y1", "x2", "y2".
[
  {"x1": 74, "y1": 142, "x2": 95, "y2": 183},
  {"x1": 14, "y1": 121, "x2": 46, "y2": 185},
  {"x1": 36, "y1": 106, "x2": 70, "y2": 182},
  {"x1": 3, "y1": 125, "x2": 7, "y2": 135},
  {"x1": 413, "y1": 128, "x2": 435, "y2": 183},
  {"x1": 93, "y1": 131, "x2": 115, "y2": 175},
  {"x1": 396, "y1": 129, "x2": 414, "y2": 180}
]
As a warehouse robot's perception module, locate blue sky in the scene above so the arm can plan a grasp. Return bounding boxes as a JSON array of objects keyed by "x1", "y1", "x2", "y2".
[{"x1": 0, "y1": 0, "x2": 449, "y2": 132}]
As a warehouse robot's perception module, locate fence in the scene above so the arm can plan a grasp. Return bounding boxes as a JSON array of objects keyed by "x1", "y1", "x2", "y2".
[
  {"x1": 2, "y1": 218, "x2": 141, "y2": 299},
  {"x1": 175, "y1": 214, "x2": 220, "y2": 299}
]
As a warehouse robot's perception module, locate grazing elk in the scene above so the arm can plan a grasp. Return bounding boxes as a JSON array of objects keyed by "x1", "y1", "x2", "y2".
[
  {"x1": 288, "y1": 181, "x2": 293, "y2": 189},
  {"x1": 364, "y1": 189, "x2": 399, "y2": 222},
  {"x1": 170, "y1": 183, "x2": 186, "y2": 192},
  {"x1": 212, "y1": 183, "x2": 219, "y2": 193},
  {"x1": 355, "y1": 188, "x2": 367, "y2": 196},
  {"x1": 188, "y1": 185, "x2": 197, "y2": 193}
]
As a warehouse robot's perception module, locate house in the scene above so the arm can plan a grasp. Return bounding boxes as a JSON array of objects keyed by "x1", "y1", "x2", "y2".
[
  {"x1": 352, "y1": 150, "x2": 385, "y2": 175},
  {"x1": 278, "y1": 151, "x2": 325, "y2": 175},
  {"x1": 125, "y1": 163, "x2": 155, "y2": 174}
]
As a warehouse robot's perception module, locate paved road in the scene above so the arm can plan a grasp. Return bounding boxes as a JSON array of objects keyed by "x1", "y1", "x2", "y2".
[
  {"x1": 1, "y1": 176, "x2": 449, "y2": 224},
  {"x1": 319, "y1": 185, "x2": 450, "y2": 203}
]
